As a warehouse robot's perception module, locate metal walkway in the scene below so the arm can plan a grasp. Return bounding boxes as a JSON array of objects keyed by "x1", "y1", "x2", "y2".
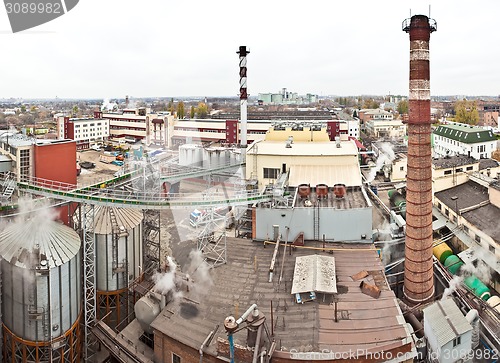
[
  {"x1": 17, "y1": 176, "x2": 270, "y2": 209},
  {"x1": 159, "y1": 160, "x2": 244, "y2": 184},
  {"x1": 15, "y1": 158, "x2": 268, "y2": 210}
]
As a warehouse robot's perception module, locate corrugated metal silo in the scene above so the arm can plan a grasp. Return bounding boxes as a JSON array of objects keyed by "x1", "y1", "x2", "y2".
[
  {"x1": 93, "y1": 207, "x2": 143, "y2": 330},
  {"x1": 0, "y1": 218, "x2": 82, "y2": 363}
]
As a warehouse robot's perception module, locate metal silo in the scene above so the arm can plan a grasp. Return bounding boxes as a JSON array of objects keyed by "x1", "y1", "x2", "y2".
[
  {"x1": 93, "y1": 206, "x2": 143, "y2": 329},
  {"x1": 0, "y1": 218, "x2": 82, "y2": 363}
]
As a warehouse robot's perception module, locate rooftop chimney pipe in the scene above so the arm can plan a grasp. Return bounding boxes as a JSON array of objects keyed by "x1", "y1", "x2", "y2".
[{"x1": 402, "y1": 15, "x2": 437, "y2": 304}]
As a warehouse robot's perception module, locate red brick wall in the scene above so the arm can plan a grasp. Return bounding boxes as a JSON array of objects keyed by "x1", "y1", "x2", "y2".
[
  {"x1": 154, "y1": 332, "x2": 220, "y2": 363},
  {"x1": 153, "y1": 332, "x2": 255, "y2": 363}
]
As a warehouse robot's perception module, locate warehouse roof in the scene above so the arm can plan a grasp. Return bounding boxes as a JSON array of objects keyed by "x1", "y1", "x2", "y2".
[
  {"x1": 151, "y1": 238, "x2": 415, "y2": 361},
  {"x1": 433, "y1": 124, "x2": 496, "y2": 144}
]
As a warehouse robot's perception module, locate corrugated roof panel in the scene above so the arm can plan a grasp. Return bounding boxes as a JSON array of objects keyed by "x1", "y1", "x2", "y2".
[{"x1": 423, "y1": 298, "x2": 472, "y2": 347}]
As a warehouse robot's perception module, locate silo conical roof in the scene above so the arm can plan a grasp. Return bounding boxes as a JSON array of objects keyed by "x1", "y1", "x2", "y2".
[{"x1": 0, "y1": 218, "x2": 81, "y2": 269}]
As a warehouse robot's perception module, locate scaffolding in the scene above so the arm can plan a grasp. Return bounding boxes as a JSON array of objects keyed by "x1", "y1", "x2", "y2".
[{"x1": 197, "y1": 212, "x2": 227, "y2": 268}]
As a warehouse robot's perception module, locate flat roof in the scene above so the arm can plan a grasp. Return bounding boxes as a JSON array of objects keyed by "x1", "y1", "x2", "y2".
[
  {"x1": 434, "y1": 181, "x2": 489, "y2": 211},
  {"x1": 293, "y1": 186, "x2": 369, "y2": 209},
  {"x1": 479, "y1": 158, "x2": 500, "y2": 170},
  {"x1": 150, "y1": 238, "x2": 413, "y2": 359},
  {"x1": 462, "y1": 203, "x2": 500, "y2": 244},
  {"x1": 432, "y1": 155, "x2": 477, "y2": 169},
  {"x1": 248, "y1": 140, "x2": 358, "y2": 157}
]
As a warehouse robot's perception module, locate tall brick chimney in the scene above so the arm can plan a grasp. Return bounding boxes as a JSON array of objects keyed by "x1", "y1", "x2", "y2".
[{"x1": 402, "y1": 15, "x2": 437, "y2": 304}]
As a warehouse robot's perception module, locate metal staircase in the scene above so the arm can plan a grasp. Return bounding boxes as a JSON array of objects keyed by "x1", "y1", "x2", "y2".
[{"x1": 1, "y1": 172, "x2": 16, "y2": 202}]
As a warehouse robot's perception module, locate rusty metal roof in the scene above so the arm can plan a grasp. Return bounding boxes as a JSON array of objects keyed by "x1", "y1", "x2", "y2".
[{"x1": 150, "y1": 238, "x2": 414, "y2": 360}]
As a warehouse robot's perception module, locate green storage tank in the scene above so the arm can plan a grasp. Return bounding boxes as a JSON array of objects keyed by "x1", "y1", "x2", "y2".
[
  {"x1": 433, "y1": 242, "x2": 453, "y2": 264},
  {"x1": 444, "y1": 255, "x2": 464, "y2": 275},
  {"x1": 464, "y1": 276, "x2": 491, "y2": 301}
]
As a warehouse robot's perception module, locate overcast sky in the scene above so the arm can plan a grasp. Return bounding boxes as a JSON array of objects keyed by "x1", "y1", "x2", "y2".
[{"x1": 1, "y1": 0, "x2": 499, "y2": 99}]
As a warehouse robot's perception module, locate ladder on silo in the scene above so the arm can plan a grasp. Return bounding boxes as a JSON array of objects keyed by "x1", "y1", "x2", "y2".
[
  {"x1": 81, "y1": 204, "x2": 97, "y2": 362},
  {"x1": 142, "y1": 210, "x2": 161, "y2": 276},
  {"x1": 109, "y1": 208, "x2": 120, "y2": 274},
  {"x1": 313, "y1": 201, "x2": 320, "y2": 241}
]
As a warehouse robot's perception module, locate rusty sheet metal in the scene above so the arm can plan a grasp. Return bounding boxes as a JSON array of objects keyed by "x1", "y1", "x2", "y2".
[
  {"x1": 351, "y1": 270, "x2": 369, "y2": 281},
  {"x1": 360, "y1": 280, "x2": 381, "y2": 299}
]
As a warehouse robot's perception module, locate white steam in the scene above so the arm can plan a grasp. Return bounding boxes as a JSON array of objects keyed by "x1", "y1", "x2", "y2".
[
  {"x1": 153, "y1": 256, "x2": 178, "y2": 295},
  {"x1": 366, "y1": 142, "x2": 396, "y2": 183},
  {"x1": 441, "y1": 275, "x2": 463, "y2": 300},
  {"x1": 185, "y1": 249, "x2": 214, "y2": 298},
  {"x1": 101, "y1": 98, "x2": 118, "y2": 112},
  {"x1": 377, "y1": 220, "x2": 393, "y2": 264},
  {"x1": 152, "y1": 250, "x2": 213, "y2": 301},
  {"x1": 461, "y1": 258, "x2": 491, "y2": 285},
  {"x1": 16, "y1": 197, "x2": 60, "y2": 225}
]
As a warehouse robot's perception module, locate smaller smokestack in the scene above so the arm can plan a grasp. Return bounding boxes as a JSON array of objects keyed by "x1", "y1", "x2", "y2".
[
  {"x1": 125, "y1": 95, "x2": 129, "y2": 108},
  {"x1": 237, "y1": 46, "x2": 249, "y2": 149}
]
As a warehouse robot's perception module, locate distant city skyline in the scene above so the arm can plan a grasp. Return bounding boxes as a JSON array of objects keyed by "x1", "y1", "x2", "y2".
[{"x1": 1, "y1": 0, "x2": 499, "y2": 99}]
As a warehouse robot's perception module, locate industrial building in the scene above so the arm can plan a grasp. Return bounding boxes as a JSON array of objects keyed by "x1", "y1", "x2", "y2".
[
  {"x1": 99, "y1": 108, "x2": 175, "y2": 147},
  {"x1": 244, "y1": 124, "x2": 372, "y2": 243},
  {"x1": 56, "y1": 114, "x2": 110, "y2": 150},
  {"x1": 150, "y1": 238, "x2": 417, "y2": 363},
  {"x1": 433, "y1": 179, "x2": 500, "y2": 295},
  {"x1": 423, "y1": 299, "x2": 474, "y2": 363},
  {"x1": 0, "y1": 131, "x2": 77, "y2": 184},
  {"x1": 358, "y1": 108, "x2": 406, "y2": 138}
]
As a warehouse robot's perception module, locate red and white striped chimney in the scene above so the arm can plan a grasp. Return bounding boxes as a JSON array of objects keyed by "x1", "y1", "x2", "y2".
[
  {"x1": 402, "y1": 15, "x2": 437, "y2": 304},
  {"x1": 237, "y1": 46, "x2": 249, "y2": 148}
]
